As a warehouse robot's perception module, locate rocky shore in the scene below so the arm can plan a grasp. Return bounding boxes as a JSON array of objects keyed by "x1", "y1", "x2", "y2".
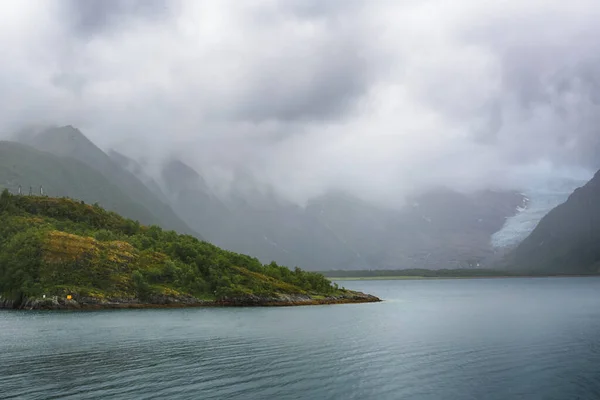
[{"x1": 0, "y1": 291, "x2": 381, "y2": 310}]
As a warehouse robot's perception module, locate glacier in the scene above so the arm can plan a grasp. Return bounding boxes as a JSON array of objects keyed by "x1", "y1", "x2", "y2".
[{"x1": 491, "y1": 177, "x2": 589, "y2": 249}]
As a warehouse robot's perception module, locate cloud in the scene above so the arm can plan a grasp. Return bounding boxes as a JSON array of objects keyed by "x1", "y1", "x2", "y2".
[
  {"x1": 1, "y1": 0, "x2": 599, "y2": 206},
  {"x1": 65, "y1": 0, "x2": 171, "y2": 37}
]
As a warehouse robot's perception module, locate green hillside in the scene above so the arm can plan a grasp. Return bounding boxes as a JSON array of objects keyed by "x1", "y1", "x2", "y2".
[
  {"x1": 0, "y1": 141, "x2": 159, "y2": 224},
  {"x1": 16, "y1": 126, "x2": 200, "y2": 237},
  {"x1": 0, "y1": 190, "x2": 379, "y2": 309}
]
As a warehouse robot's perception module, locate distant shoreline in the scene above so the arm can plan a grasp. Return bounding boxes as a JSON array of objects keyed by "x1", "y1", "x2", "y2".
[{"x1": 328, "y1": 275, "x2": 600, "y2": 281}]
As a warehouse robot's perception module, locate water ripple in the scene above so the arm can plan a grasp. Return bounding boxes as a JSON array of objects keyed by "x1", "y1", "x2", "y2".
[{"x1": 2, "y1": 278, "x2": 600, "y2": 399}]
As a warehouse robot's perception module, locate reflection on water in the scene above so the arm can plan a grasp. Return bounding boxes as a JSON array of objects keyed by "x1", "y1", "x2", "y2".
[{"x1": 2, "y1": 277, "x2": 600, "y2": 399}]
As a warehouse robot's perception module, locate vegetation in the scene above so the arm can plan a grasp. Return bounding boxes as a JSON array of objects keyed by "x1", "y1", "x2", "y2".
[
  {"x1": 0, "y1": 141, "x2": 161, "y2": 229},
  {"x1": 4, "y1": 130, "x2": 201, "y2": 237},
  {"x1": 0, "y1": 191, "x2": 345, "y2": 305}
]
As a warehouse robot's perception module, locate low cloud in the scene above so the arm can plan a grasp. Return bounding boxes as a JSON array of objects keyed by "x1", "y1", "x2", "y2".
[{"x1": 1, "y1": 0, "x2": 599, "y2": 206}]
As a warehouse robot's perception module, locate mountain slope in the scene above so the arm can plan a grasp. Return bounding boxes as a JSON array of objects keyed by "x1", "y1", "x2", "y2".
[
  {"x1": 0, "y1": 141, "x2": 159, "y2": 224},
  {"x1": 161, "y1": 159, "x2": 525, "y2": 270},
  {"x1": 307, "y1": 189, "x2": 526, "y2": 269},
  {"x1": 510, "y1": 171, "x2": 600, "y2": 274},
  {"x1": 163, "y1": 162, "x2": 350, "y2": 269},
  {"x1": 16, "y1": 126, "x2": 199, "y2": 237},
  {"x1": 108, "y1": 149, "x2": 169, "y2": 203},
  {"x1": 0, "y1": 191, "x2": 378, "y2": 309},
  {"x1": 491, "y1": 177, "x2": 588, "y2": 249}
]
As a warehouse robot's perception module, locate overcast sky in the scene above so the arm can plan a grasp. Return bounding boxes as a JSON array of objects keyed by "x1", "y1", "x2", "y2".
[{"x1": 1, "y1": 0, "x2": 598, "y2": 205}]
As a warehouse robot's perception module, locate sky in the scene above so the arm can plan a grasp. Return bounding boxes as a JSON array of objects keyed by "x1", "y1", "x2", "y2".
[{"x1": 0, "y1": 0, "x2": 599, "y2": 206}]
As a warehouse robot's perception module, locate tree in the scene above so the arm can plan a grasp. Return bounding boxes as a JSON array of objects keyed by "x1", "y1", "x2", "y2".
[
  {"x1": 0, "y1": 195, "x2": 342, "y2": 304},
  {"x1": 132, "y1": 270, "x2": 151, "y2": 299},
  {"x1": 0, "y1": 189, "x2": 12, "y2": 212}
]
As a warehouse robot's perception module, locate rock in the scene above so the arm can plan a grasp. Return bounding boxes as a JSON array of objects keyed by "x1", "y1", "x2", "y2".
[{"x1": 0, "y1": 290, "x2": 380, "y2": 310}]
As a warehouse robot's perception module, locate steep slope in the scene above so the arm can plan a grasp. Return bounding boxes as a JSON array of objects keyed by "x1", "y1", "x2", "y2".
[
  {"x1": 491, "y1": 177, "x2": 588, "y2": 249},
  {"x1": 308, "y1": 189, "x2": 526, "y2": 269},
  {"x1": 163, "y1": 162, "x2": 350, "y2": 269},
  {"x1": 0, "y1": 191, "x2": 378, "y2": 309},
  {"x1": 16, "y1": 126, "x2": 199, "y2": 237},
  {"x1": 161, "y1": 159, "x2": 525, "y2": 270},
  {"x1": 0, "y1": 141, "x2": 158, "y2": 224},
  {"x1": 108, "y1": 149, "x2": 169, "y2": 203},
  {"x1": 510, "y1": 171, "x2": 600, "y2": 274},
  {"x1": 162, "y1": 159, "x2": 229, "y2": 234}
]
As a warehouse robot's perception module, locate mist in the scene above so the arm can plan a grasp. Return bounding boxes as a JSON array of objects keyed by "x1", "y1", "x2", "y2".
[{"x1": 1, "y1": 0, "x2": 599, "y2": 207}]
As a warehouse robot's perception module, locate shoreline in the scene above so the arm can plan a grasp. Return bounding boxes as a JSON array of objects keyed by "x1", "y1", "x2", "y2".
[
  {"x1": 0, "y1": 291, "x2": 381, "y2": 311},
  {"x1": 329, "y1": 275, "x2": 600, "y2": 281}
]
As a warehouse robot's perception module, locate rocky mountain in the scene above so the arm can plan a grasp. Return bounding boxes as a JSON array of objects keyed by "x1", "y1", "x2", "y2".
[
  {"x1": 161, "y1": 158, "x2": 526, "y2": 270},
  {"x1": 5, "y1": 125, "x2": 528, "y2": 270},
  {"x1": 163, "y1": 162, "x2": 347, "y2": 269},
  {"x1": 108, "y1": 149, "x2": 169, "y2": 203},
  {"x1": 509, "y1": 170, "x2": 600, "y2": 274},
  {"x1": 491, "y1": 177, "x2": 589, "y2": 249},
  {"x1": 14, "y1": 126, "x2": 200, "y2": 238},
  {"x1": 306, "y1": 188, "x2": 526, "y2": 269},
  {"x1": 0, "y1": 141, "x2": 157, "y2": 224}
]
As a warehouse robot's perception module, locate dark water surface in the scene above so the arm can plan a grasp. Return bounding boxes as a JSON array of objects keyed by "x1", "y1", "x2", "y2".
[{"x1": 2, "y1": 277, "x2": 600, "y2": 399}]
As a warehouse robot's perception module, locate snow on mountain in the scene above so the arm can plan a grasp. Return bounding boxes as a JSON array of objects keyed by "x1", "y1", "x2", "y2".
[{"x1": 491, "y1": 177, "x2": 589, "y2": 248}]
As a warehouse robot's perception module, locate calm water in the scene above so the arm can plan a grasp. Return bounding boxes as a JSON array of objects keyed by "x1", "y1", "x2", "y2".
[{"x1": 2, "y1": 278, "x2": 600, "y2": 399}]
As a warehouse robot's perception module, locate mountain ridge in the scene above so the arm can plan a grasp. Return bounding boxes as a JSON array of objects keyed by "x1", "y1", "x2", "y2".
[
  {"x1": 159, "y1": 158, "x2": 526, "y2": 270},
  {"x1": 4, "y1": 124, "x2": 531, "y2": 271},
  {"x1": 509, "y1": 169, "x2": 600, "y2": 274},
  {"x1": 14, "y1": 126, "x2": 202, "y2": 238},
  {"x1": 0, "y1": 140, "x2": 160, "y2": 225}
]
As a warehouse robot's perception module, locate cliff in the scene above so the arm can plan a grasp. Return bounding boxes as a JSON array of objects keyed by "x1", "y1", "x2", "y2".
[{"x1": 509, "y1": 170, "x2": 600, "y2": 274}]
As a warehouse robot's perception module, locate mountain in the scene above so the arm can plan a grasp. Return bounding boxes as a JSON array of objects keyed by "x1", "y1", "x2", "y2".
[
  {"x1": 161, "y1": 159, "x2": 231, "y2": 241},
  {"x1": 163, "y1": 162, "x2": 348, "y2": 269},
  {"x1": 0, "y1": 141, "x2": 158, "y2": 224},
  {"x1": 509, "y1": 170, "x2": 600, "y2": 274},
  {"x1": 108, "y1": 149, "x2": 169, "y2": 203},
  {"x1": 0, "y1": 191, "x2": 378, "y2": 309},
  {"x1": 11, "y1": 125, "x2": 523, "y2": 271},
  {"x1": 15, "y1": 126, "x2": 200, "y2": 237},
  {"x1": 307, "y1": 189, "x2": 526, "y2": 269},
  {"x1": 491, "y1": 177, "x2": 588, "y2": 249},
  {"x1": 161, "y1": 159, "x2": 526, "y2": 270}
]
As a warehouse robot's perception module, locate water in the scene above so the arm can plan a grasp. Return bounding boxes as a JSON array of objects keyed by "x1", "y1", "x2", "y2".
[{"x1": 2, "y1": 278, "x2": 600, "y2": 399}]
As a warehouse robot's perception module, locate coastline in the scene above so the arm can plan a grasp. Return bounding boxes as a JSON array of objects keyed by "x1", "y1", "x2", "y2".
[
  {"x1": 0, "y1": 290, "x2": 381, "y2": 310},
  {"x1": 328, "y1": 275, "x2": 600, "y2": 281}
]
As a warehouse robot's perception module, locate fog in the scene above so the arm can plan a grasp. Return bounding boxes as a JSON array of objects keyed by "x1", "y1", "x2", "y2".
[{"x1": 1, "y1": 0, "x2": 599, "y2": 206}]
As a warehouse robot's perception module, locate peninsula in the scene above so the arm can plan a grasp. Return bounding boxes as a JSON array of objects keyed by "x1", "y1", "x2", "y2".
[{"x1": 0, "y1": 190, "x2": 379, "y2": 310}]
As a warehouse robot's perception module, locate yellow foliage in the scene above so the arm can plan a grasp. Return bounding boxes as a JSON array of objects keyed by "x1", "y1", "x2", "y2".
[
  {"x1": 43, "y1": 231, "x2": 98, "y2": 263},
  {"x1": 104, "y1": 241, "x2": 135, "y2": 264},
  {"x1": 156, "y1": 286, "x2": 182, "y2": 297},
  {"x1": 113, "y1": 273, "x2": 132, "y2": 285},
  {"x1": 231, "y1": 266, "x2": 305, "y2": 293},
  {"x1": 43, "y1": 231, "x2": 136, "y2": 265},
  {"x1": 12, "y1": 216, "x2": 45, "y2": 225},
  {"x1": 137, "y1": 251, "x2": 168, "y2": 270}
]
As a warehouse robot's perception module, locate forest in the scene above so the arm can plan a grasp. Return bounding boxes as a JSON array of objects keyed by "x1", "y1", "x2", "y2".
[{"x1": 0, "y1": 189, "x2": 350, "y2": 306}]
